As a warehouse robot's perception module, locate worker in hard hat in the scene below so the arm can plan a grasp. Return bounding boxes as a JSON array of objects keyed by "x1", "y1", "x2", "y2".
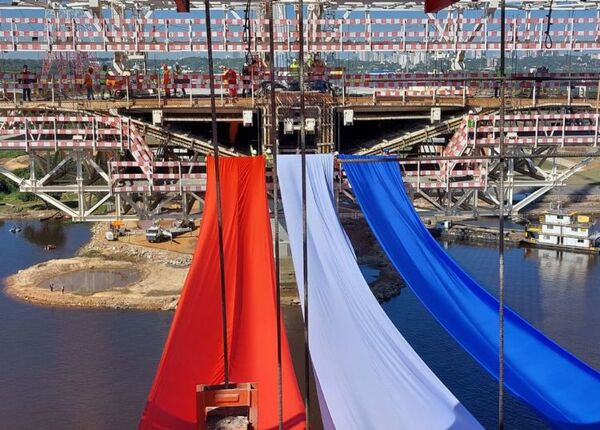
[
  {"x1": 310, "y1": 54, "x2": 326, "y2": 92},
  {"x1": 220, "y1": 65, "x2": 238, "y2": 103},
  {"x1": 84, "y1": 67, "x2": 94, "y2": 100},
  {"x1": 20, "y1": 65, "x2": 32, "y2": 102},
  {"x1": 99, "y1": 64, "x2": 112, "y2": 100},
  {"x1": 162, "y1": 64, "x2": 171, "y2": 98},
  {"x1": 289, "y1": 58, "x2": 300, "y2": 91},
  {"x1": 174, "y1": 62, "x2": 187, "y2": 97}
]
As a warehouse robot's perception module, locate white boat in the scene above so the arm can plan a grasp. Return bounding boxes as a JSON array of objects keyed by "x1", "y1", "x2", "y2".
[{"x1": 523, "y1": 205, "x2": 600, "y2": 253}]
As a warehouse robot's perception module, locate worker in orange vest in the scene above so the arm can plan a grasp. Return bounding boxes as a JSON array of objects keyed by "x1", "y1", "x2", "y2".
[
  {"x1": 84, "y1": 67, "x2": 94, "y2": 100},
  {"x1": 220, "y1": 65, "x2": 238, "y2": 102},
  {"x1": 162, "y1": 64, "x2": 171, "y2": 98}
]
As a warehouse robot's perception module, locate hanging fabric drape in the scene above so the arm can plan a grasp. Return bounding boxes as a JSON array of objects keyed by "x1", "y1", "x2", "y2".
[
  {"x1": 139, "y1": 156, "x2": 305, "y2": 430},
  {"x1": 277, "y1": 154, "x2": 482, "y2": 430},
  {"x1": 341, "y1": 155, "x2": 600, "y2": 429}
]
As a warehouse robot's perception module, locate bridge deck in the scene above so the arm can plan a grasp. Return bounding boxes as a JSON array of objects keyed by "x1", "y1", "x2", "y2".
[{"x1": 1, "y1": 95, "x2": 597, "y2": 117}]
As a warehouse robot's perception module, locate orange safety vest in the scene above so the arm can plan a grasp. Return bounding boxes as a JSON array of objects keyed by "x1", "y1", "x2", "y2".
[
  {"x1": 223, "y1": 68, "x2": 237, "y2": 84},
  {"x1": 84, "y1": 73, "x2": 93, "y2": 88}
]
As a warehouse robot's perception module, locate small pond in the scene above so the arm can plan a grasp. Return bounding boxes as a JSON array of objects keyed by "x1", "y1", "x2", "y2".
[{"x1": 39, "y1": 269, "x2": 141, "y2": 295}]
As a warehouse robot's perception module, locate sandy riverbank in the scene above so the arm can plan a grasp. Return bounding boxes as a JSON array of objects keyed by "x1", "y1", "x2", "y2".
[
  {"x1": 4, "y1": 223, "x2": 193, "y2": 310},
  {"x1": 3, "y1": 215, "x2": 404, "y2": 310},
  {"x1": 5, "y1": 257, "x2": 186, "y2": 311}
]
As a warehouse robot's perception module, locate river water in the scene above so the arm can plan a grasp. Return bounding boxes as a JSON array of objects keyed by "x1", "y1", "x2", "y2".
[
  {"x1": 0, "y1": 220, "x2": 173, "y2": 429},
  {"x1": 1, "y1": 220, "x2": 599, "y2": 429}
]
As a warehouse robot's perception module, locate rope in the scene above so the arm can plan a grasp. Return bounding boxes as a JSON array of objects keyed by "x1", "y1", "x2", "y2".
[
  {"x1": 267, "y1": 0, "x2": 284, "y2": 428},
  {"x1": 298, "y1": 0, "x2": 311, "y2": 426},
  {"x1": 204, "y1": 0, "x2": 230, "y2": 388},
  {"x1": 544, "y1": 0, "x2": 554, "y2": 50}
]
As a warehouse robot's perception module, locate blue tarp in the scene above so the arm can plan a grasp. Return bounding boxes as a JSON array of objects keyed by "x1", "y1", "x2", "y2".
[{"x1": 341, "y1": 155, "x2": 600, "y2": 429}]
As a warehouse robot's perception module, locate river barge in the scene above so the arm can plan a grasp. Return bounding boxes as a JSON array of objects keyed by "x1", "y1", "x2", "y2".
[{"x1": 523, "y1": 206, "x2": 600, "y2": 253}]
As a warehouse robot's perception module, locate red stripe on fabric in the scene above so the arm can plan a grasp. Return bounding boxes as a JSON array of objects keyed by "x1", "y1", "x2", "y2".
[
  {"x1": 139, "y1": 156, "x2": 305, "y2": 430},
  {"x1": 425, "y1": 0, "x2": 460, "y2": 13}
]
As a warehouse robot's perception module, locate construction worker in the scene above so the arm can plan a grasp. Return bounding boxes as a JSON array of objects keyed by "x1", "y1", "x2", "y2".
[
  {"x1": 494, "y1": 66, "x2": 501, "y2": 98},
  {"x1": 84, "y1": 67, "x2": 94, "y2": 100},
  {"x1": 131, "y1": 64, "x2": 143, "y2": 97},
  {"x1": 99, "y1": 64, "x2": 111, "y2": 99},
  {"x1": 162, "y1": 64, "x2": 171, "y2": 98},
  {"x1": 289, "y1": 58, "x2": 300, "y2": 91},
  {"x1": 311, "y1": 54, "x2": 326, "y2": 92},
  {"x1": 174, "y1": 62, "x2": 186, "y2": 97},
  {"x1": 220, "y1": 65, "x2": 238, "y2": 102},
  {"x1": 20, "y1": 65, "x2": 32, "y2": 102}
]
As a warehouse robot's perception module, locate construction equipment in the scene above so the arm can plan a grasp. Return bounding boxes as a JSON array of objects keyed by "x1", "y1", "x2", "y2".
[{"x1": 105, "y1": 220, "x2": 125, "y2": 241}]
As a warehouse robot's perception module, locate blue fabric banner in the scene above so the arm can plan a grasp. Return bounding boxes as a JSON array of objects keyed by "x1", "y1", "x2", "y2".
[
  {"x1": 341, "y1": 155, "x2": 600, "y2": 429},
  {"x1": 278, "y1": 154, "x2": 481, "y2": 430}
]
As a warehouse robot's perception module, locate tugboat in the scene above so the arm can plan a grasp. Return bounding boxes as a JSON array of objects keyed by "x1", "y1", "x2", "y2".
[{"x1": 523, "y1": 204, "x2": 600, "y2": 253}]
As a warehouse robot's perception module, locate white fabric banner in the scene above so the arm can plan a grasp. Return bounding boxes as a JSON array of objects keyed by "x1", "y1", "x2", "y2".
[{"x1": 277, "y1": 154, "x2": 482, "y2": 430}]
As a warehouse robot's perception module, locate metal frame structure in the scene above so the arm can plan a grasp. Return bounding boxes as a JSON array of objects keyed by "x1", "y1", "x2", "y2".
[
  {"x1": 0, "y1": 111, "x2": 236, "y2": 221},
  {"x1": 4, "y1": 11, "x2": 600, "y2": 53}
]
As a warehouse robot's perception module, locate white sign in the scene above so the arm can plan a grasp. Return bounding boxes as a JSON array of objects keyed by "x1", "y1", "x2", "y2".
[
  {"x1": 152, "y1": 110, "x2": 163, "y2": 126},
  {"x1": 343, "y1": 109, "x2": 354, "y2": 126},
  {"x1": 242, "y1": 110, "x2": 253, "y2": 127}
]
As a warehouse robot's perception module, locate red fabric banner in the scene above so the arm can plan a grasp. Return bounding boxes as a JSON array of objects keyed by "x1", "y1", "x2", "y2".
[
  {"x1": 425, "y1": 0, "x2": 459, "y2": 13},
  {"x1": 139, "y1": 156, "x2": 305, "y2": 430}
]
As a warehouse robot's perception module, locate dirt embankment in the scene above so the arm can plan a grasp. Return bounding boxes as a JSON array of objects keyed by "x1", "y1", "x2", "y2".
[
  {"x1": 342, "y1": 216, "x2": 404, "y2": 302},
  {"x1": 4, "y1": 223, "x2": 192, "y2": 310},
  {"x1": 4, "y1": 216, "x2": 403, "y2": 311},
  {"x1": 5, "y1": 257, "x2": 186, "y2": 311}
]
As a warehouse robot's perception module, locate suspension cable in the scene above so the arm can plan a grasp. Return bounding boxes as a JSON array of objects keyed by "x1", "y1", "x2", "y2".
[
  {"x1": 499, "y1": 0, "x2": 507, "y2": 428},
  {"x1": 204, "y1": 0, "x2": 230, "y2": 388},
  {"x1": 298, "y1": 0, "x2": 310, "y2": 426},
  {"x1": 267, "y1": 0, "x2": 284, "y2": 428},
  {"x1": 243, "y1": 0, "x2": 252, "y2": 62}
]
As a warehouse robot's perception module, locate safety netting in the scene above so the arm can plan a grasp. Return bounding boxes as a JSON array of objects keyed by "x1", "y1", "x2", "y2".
[
  {"x1": 341, "y1": 154, "x2": 600, "y2": 429},
  {"x1": 278, "y1": 154, "x2": 482, "y2": 430},
  {"x1": 139, "y1": 156, "x2": 305, "y2": 430}
]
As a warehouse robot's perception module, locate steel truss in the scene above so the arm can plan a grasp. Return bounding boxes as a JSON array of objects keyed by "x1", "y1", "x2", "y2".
[
  {"x1": 390, "y1": 109, "x2": 600, "y2": 215},
  {"x1": 3, "y1": 6, "x2": 600, "y2": 53},
  {"x1": 0, "y1": 111, "x2": 235, "y2": 221}
]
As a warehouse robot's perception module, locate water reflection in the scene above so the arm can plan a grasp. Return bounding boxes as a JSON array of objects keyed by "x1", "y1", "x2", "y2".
[
  {"x1": 384, "y1": 239, "x2": 600, "y2": 429},
  {"x1": 0, "y1": 220, "x2": 173, "y2": 430},
  {"x1": 524, "y1": 248, "x2": 597, "y2": 288},
  {"x1": 20, "y1": 221, "x2": 67, "y2": 248}
]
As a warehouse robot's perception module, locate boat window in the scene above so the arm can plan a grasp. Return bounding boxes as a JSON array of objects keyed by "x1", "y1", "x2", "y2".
[{"x1": 577, "y1": 239, "x2": 585, "y2": 243}]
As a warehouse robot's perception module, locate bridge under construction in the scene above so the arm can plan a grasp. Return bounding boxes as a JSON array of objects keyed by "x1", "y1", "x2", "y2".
[{"x1": 1, "y1": 0, "x2": 600, "y2": 220}]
